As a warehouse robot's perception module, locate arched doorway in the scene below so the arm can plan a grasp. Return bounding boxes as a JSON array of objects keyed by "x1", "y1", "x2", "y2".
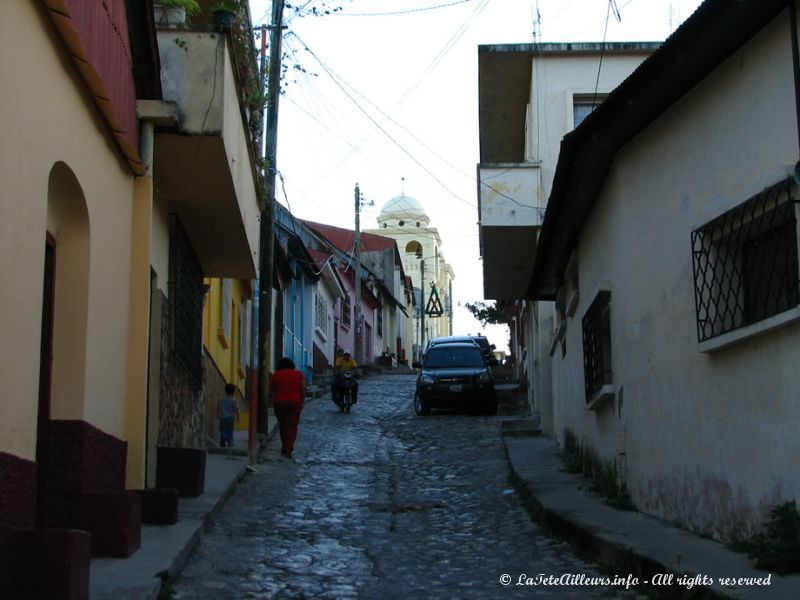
[{"x1": 38, "y1": 162, "x2": 90, "y2": 526}]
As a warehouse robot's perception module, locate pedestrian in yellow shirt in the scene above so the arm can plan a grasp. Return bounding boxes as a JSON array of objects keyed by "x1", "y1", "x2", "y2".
[{"x1": 333, "y1": 348, "x2": 358, "y2": 405}]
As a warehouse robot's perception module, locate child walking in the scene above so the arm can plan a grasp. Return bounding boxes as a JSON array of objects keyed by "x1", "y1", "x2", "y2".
[{"x1": 219, "y1": 383, "x2": 238, "y2": 447}]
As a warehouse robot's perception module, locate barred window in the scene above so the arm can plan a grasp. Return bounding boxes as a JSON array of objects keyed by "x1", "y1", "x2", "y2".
[
  {"x1": 691, "y1": 179, "x2": 799, "y2": 343},
  {"x1": 315, "y1": 293, "x2": 328, "y2": 338},
  {"x1": 341, "y1": 293, "x2": 351, "y2": 328},
  {"x1": 582, "y1": 290, "x2": 612, "y2": 404},
  {"x1": 169, "y1": 215, "x2": 204, "y2": 390}
]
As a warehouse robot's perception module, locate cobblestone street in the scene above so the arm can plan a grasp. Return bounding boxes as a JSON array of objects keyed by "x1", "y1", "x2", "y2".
[{"x1": 173, "y1": 374, "x2": 647, "y2": 599}]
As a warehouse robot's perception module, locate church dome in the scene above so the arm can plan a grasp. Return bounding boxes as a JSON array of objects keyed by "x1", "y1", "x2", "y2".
[{"x1": 377, "y1": 194, "x2": 430, "y2": 227}]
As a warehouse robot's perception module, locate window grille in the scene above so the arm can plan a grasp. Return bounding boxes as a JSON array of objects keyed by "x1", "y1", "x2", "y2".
[
  {"x1": 341, "y1": 293, "x2": 351, "y2": 328},
  {"x1": 582, "y1": 290, "x2": 612, "y2": 403},
  {"x1": 169, "y1": 216, "x2": 204, "y2": 390},
  {"x1": 691, "y1": 179, "x2": 799, "y2": 343},
  {"x1": 315, "y1": 293, "x2": 328, "y2": 337}
]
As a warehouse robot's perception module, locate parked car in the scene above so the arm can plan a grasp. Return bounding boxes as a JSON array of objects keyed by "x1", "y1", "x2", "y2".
[
  {"x1": 414, "y1": 342, "x2": 497, "y2": 416},
  {"x1": 422, "y1": 335, "x2": 498, "y2": 366}
]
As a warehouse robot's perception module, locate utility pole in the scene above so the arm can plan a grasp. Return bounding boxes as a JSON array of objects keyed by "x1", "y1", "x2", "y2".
[
  {"x1": 420, "y1": 258, "x2": 426, "y2": 357},
  {"x1": 353, "y1": 183, "x2": 363, "y2": 365},
  {"x1": 257, "y1": 0, "x2": 285, "y2": 445}
]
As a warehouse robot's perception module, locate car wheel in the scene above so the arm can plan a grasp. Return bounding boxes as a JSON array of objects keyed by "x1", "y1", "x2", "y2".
[
  {"x1": 414, "y1": 392, "x2": 430, "y2": 416},
  {"x1": 484, "y1": 399, "x2": 498, "y2": 416}
]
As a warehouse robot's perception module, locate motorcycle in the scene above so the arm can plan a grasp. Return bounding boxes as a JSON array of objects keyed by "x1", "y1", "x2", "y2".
[{"x1": 338, "y1": 371, "x2": 356, "y2": 413}]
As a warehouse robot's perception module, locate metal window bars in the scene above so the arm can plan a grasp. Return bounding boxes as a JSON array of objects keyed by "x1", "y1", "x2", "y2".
[
  {"x1": 168, "y1": 215, "x2": 205, "y2": 391},
  {"x1": 691, "y1": 178, "x2": 799, "y2": 343},
  {"x1": 582, "y1": 290, "x2": 612, "y2": 403}
]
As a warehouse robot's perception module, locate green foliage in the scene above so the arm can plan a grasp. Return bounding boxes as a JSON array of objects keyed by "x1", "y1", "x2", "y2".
[
  {"x1": 743, "y1": 501, "x2": 800, "y2": 574},
  {"x1": 157, "y1": 0, "x2": 201, "y2": 17},
  {"x1": 464, "y1": 301, "x2": 506, "y2": 327}
]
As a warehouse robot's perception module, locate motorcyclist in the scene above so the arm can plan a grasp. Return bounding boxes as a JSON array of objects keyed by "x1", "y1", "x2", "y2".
[{"x1": 333, "y1": 348, "x2": 358, "y2": 405}]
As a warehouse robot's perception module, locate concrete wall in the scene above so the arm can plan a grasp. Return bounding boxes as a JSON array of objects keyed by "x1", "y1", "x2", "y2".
[
  {"x1": 527, "y1": 51, "x2": 654, "y2": 197},
  {"x1": 158, "y1": 30, "x2": 259, "y2": 276},
  {"x1": 551, "y1": 11, "x2": 799, "y2": 541},
  {"x1": 524, "y1": 49, "x2": 657, "y2": 434},
  {"x1": 0, "y1": 2, "x2": 136, "y2": 461},
  {"x1": 313, "y1": 279, "x2": 338, "y2": 369}
]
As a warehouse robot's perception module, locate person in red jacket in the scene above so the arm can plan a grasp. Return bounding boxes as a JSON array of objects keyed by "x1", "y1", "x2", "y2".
[{"x1": 269, "y1": 357, "x2": 307, "y2": 459}]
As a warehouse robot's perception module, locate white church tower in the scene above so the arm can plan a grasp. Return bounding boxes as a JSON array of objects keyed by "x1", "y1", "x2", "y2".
[{"x1": 366, "y1": 190, "x2": 455, "y2": 360}]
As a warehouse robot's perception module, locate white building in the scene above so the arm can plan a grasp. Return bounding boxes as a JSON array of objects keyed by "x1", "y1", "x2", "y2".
[
  {"x1": 526, "y1": 0, "x2": 799, "y2": 541},
  {"x1": 367, "y1": 194, "x2": 455, "y2": 359},
  {"x1": 477, "y1": 41, "x2": 659, "y2": 423}
]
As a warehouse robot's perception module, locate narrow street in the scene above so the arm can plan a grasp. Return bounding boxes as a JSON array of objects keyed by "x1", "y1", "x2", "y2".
[{"x1": 171, "y1": 374, "x2": 647, "y2": 599}]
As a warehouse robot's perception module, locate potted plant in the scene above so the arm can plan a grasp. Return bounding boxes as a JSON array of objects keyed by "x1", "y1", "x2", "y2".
[
  {"x1": 212, "y1": 2, "x2": 239, "y2": 32},
  {"x1": 154, "y1": 0, "x2": 201, "y2": 28}
]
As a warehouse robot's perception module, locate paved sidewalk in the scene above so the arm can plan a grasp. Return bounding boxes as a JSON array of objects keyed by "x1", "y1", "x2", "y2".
[
  {"x1": 503, "y1": 432, "x2": 800, "y2": 600},
  {"x1": 89, "y1": 412, "x2": 280, "y2": 600}
]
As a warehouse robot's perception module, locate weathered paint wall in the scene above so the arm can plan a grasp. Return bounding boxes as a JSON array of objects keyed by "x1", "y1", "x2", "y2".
[
  {"x1": 0, "y1": 2, "x2": 136, "y2": 460},
  {"x1": 158, "y1": 31, "x2": 260, "y2": 273},
  {"x1": 552, "y1": 11, "x2": 799, "y2": 541},
  {"x1": 527, "y1": 51, "x2": 654, "y2": 196},
  {"x1": 523, "y1": 50, "x2": 656, "y2": 434}
]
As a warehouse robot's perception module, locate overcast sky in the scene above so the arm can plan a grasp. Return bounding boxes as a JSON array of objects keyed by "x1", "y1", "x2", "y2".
[{"x1": 247, "y1": 0, "x2": 704, "y2": 351}]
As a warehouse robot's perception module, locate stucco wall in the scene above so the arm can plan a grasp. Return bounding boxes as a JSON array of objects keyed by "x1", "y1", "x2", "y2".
[
  {"x1": 528, "y1": 51, "x2": 654, "y2": 202},
  {"x1": 0, "y1": 2, "x2": 135, "y2": 460},
  {"x1": 552, "y1": 11, "x2": 799, "y2": 540}
]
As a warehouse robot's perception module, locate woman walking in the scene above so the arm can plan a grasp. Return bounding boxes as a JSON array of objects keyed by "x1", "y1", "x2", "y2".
[{"x1": 269, "y1": 357, "x2": 307, "y2": 459}]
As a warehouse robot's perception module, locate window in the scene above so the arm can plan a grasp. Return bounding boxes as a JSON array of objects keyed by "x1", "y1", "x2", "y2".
[
  {"x1": 691, "y1": 178, "x2": 799, "y2": 344},
  {"x1": 573, "y1": 94, "x2": 607, "y2": 128},
  {"x1": 169, "y1": 215, "x2": 204, "y2": 391},
  {"x1": 405, "y1": 240, "x2": 422, "y2": 256},
  {"x1": 377, "y1": 307, "x2": 383, "y2": 337},
  {"x1": 341, "y1": 293, "x2": 351, "y2": 328},
  {"x1": 315, "y1": 292, "x2": 328, "y2": 338},
  {"x1": 582, "y1": 289, "x2": 612, "y2": 407}
]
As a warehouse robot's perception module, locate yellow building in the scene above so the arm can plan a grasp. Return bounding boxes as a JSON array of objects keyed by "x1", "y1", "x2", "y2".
[
  {"x1": 0, "y1": 1, "x2": 263, "y2": 593},
  {"x1": 203, "y1": 278, "x2": 254, "y2": 438}
]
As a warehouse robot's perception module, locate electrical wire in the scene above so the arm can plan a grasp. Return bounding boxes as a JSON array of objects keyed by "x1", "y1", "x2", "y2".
[
  {"x1": 332, "y1": 0, "x2": 477, "y2": 18},
  {"x1": 293, "y1": 33, "x2": 478, "y2": 209}
]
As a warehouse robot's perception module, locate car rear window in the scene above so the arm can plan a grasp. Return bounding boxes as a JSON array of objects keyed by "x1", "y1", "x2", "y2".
[
  {"x1": 424, "y1": 347, "x2": 485, "y2": 368},
  {"x1": 473, "y1": 338, "x2": 490, "y2": 350}
]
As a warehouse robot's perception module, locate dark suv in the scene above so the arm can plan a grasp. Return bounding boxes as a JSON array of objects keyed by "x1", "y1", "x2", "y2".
[
  {"x1": 423, "y1": 335, "x2": 497, "y2": 366},
  {"x1": 414, "y1": 342, "x2": 497, "y2": 416}
]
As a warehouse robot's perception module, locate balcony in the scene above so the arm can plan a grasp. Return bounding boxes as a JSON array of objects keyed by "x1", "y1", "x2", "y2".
[
  {"x1": 150, "y1": 30, "x2": 260, "y2": 278},
  {"x1": 478, "y1": 163, "x2": 544, "y2": 299}
]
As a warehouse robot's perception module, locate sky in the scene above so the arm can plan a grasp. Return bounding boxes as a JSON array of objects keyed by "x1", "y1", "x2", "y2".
[{"x1": 247, "y1": 0, "x2": 704, "y2": 352}]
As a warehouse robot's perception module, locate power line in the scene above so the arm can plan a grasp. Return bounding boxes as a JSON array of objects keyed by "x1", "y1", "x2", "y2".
[
  {"x1": 293, "y1": 33, "x2": 477, "y2": 209},
  {"x1": 332, "y1": 0, "x2": 477, "y2": 18}
]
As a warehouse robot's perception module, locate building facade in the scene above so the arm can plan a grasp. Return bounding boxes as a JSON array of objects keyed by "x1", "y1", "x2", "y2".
[
  {"x1": 476, "y1": 41, "x2": 660, "y2": 426},
  {"x1": 0, "y1": 1, "x2": 263, "y2": 592},
  {"x1": 367, "y1": 194, "x2": 455, "y2": 360},
  {"x1": 494, "y1": 0, "x2": 800, "y2": 542}
]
